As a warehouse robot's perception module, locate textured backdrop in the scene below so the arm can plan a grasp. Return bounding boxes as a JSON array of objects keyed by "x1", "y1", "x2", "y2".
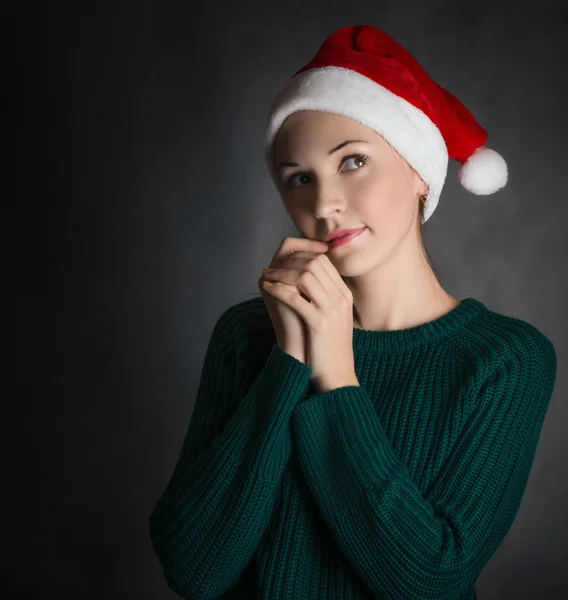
[{"x1": 12, "y1": 0, "x2": 567, "y2": 598}]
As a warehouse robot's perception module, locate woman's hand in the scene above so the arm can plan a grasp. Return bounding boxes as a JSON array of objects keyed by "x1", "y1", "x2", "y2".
[
  {"x1": 262, "y1": 252, "x2": 359, "y2": 394},
  {"x1": 259, "y1": 237, "x2": 330, "y2": 364}
]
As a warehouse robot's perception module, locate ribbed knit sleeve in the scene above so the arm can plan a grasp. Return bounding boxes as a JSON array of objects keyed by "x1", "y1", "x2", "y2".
[
  {"x1": 290, "y1": 330, "x2": 557, "y2": 600},
  {"x1": 149, "y1": 306, "x2": 312, "y2": 600}
]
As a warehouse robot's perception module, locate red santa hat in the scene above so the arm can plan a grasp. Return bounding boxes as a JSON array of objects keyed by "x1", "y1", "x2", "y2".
[{"x1": 263, "y1": 24, "x2": 508, "y2": 223}]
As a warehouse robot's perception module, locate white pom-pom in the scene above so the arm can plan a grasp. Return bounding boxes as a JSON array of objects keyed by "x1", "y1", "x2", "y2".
[{"x1": 457, "y1": 147, "x2": 508, "y2": 195}]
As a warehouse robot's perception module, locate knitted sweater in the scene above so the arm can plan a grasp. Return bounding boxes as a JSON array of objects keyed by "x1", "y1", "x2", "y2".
[{"x1": 149, "y1": 296, "x2": 557, "y2": 600}]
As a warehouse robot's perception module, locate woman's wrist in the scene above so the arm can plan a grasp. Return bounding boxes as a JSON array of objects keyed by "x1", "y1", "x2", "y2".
[{"x1": 281, "y1": 344, "x2": 305, "y2": 365}]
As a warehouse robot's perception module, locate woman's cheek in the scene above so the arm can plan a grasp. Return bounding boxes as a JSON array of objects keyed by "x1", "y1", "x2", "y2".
[{"x1": 358, "y1": 182, "x2": 389, "y2": 217}]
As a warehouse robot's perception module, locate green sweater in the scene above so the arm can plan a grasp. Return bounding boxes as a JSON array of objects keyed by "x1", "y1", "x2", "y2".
[{"x1": 149, "y1": 296, "x2": 557, "y2": 600}]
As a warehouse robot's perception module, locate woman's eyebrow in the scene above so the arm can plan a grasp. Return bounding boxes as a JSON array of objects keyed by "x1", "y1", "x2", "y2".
[{"x1": 277, "y1": 139, "x2": 370, "y2": 171}]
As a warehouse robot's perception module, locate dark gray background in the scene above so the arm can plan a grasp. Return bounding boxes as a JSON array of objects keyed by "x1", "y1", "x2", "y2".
[{"x1": 11, "y1": 0, "x2": 567, "y2": 598}]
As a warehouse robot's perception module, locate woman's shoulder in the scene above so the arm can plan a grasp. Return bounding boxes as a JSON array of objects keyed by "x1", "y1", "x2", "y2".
[
  {"x1": 457, "y1": 297, "x2": 557, "y2": 380},
  {"x1": 472, "y1": 298, "x2": 555, "y2": 351},
  {"x1": 213, "y1": 295, "x2": 266, "y2": 327},
  {"x1": 215, "y1": 295, "x2": 275, "y2": 352}
]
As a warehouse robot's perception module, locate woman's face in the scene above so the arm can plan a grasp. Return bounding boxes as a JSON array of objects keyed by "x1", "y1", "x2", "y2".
[{"x1": 273, "y1": 110, "x2": 428, "y2": 274}]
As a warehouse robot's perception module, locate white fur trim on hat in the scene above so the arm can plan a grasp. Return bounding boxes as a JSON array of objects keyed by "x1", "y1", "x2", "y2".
[{"x1": 264, "y1": 66, "x2": 449, "y2": 223}]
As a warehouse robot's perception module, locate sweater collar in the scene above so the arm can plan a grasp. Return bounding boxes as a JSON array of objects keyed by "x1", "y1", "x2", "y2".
[{"x1": 352, "y1": 297, "x2": 487, "y2": 353}]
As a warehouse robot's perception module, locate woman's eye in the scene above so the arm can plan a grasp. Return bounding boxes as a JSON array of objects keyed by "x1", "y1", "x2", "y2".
[
  {"x1": 286, "y1": 173, "x2": 311, "y2": 188},
  {"x1": 285, "y1": 154, "x2": 368, "y2": 188},
  {"x1": 343, "y1": 155, "x2": 368, "y2": 170}
]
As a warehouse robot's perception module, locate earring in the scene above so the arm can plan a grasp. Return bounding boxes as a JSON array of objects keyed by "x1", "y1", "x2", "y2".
[{"x1": 419, "y1": 193, "x2": 427, "y2": 203}]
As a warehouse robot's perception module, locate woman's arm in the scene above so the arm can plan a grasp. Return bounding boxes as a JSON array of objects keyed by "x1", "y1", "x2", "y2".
[
  {"x1": 149, "y1": 305, "x2": 312, "y2": 600},
  {"x1": 291, "y1": 327, "x2": 557, "y2": 599}
]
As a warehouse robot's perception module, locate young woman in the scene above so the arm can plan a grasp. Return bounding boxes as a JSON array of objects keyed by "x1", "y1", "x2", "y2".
[{"x1": 149, "y1": 25, "x2": 557, "y2": 600}]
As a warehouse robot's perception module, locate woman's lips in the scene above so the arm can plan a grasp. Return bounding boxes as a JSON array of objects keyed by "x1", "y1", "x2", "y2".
[{"x1": 328, "y1": 227, "x2": 367, "y2": 250}]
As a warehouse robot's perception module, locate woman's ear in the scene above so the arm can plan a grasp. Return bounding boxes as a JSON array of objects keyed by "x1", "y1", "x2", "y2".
[
  {"x1": 408, "y1": 163, "x2": 428, "y2": 198},
  {"x1": 418, "y1": 177, "x2": 429, "y2": 198}
]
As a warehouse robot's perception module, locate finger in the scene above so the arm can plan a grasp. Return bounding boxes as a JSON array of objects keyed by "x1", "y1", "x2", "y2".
[
  {"x1": 266, "y1": 280, "x2": 301, "y2": 295},
  {"x1": 262, "y1": 279, "x2": 319, "y2": 322},
  {"x1": 272, "y1": 236, "x2": 329, "y2": 268},
  {"x1": 311, "y1": 254, "x2": 353, "y2": 301},
  {"x1": 265, "y1": 266, "x2": 330, "y2": 308},
  {"x1": 277, "y1": 252, "x2": 349, "y2": 304},
  {"x1": 258, "y1": 274, "x2": 301, "y2": 295}
]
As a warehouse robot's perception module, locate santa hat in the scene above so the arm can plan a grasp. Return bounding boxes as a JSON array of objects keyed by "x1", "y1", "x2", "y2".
[{"x1": 263, "y1": 25, "x2": 508, "y2": 223}]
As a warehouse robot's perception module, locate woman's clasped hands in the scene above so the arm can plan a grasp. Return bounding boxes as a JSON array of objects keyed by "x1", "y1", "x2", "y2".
[{"x1": 258, "y1": 236, "x2": 360, "y2": 394}]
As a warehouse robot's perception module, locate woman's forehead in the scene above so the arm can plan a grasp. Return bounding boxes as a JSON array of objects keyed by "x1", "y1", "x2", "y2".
[{"x1": 278, "y1": 110, "x2": 369, "y2": 136}]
